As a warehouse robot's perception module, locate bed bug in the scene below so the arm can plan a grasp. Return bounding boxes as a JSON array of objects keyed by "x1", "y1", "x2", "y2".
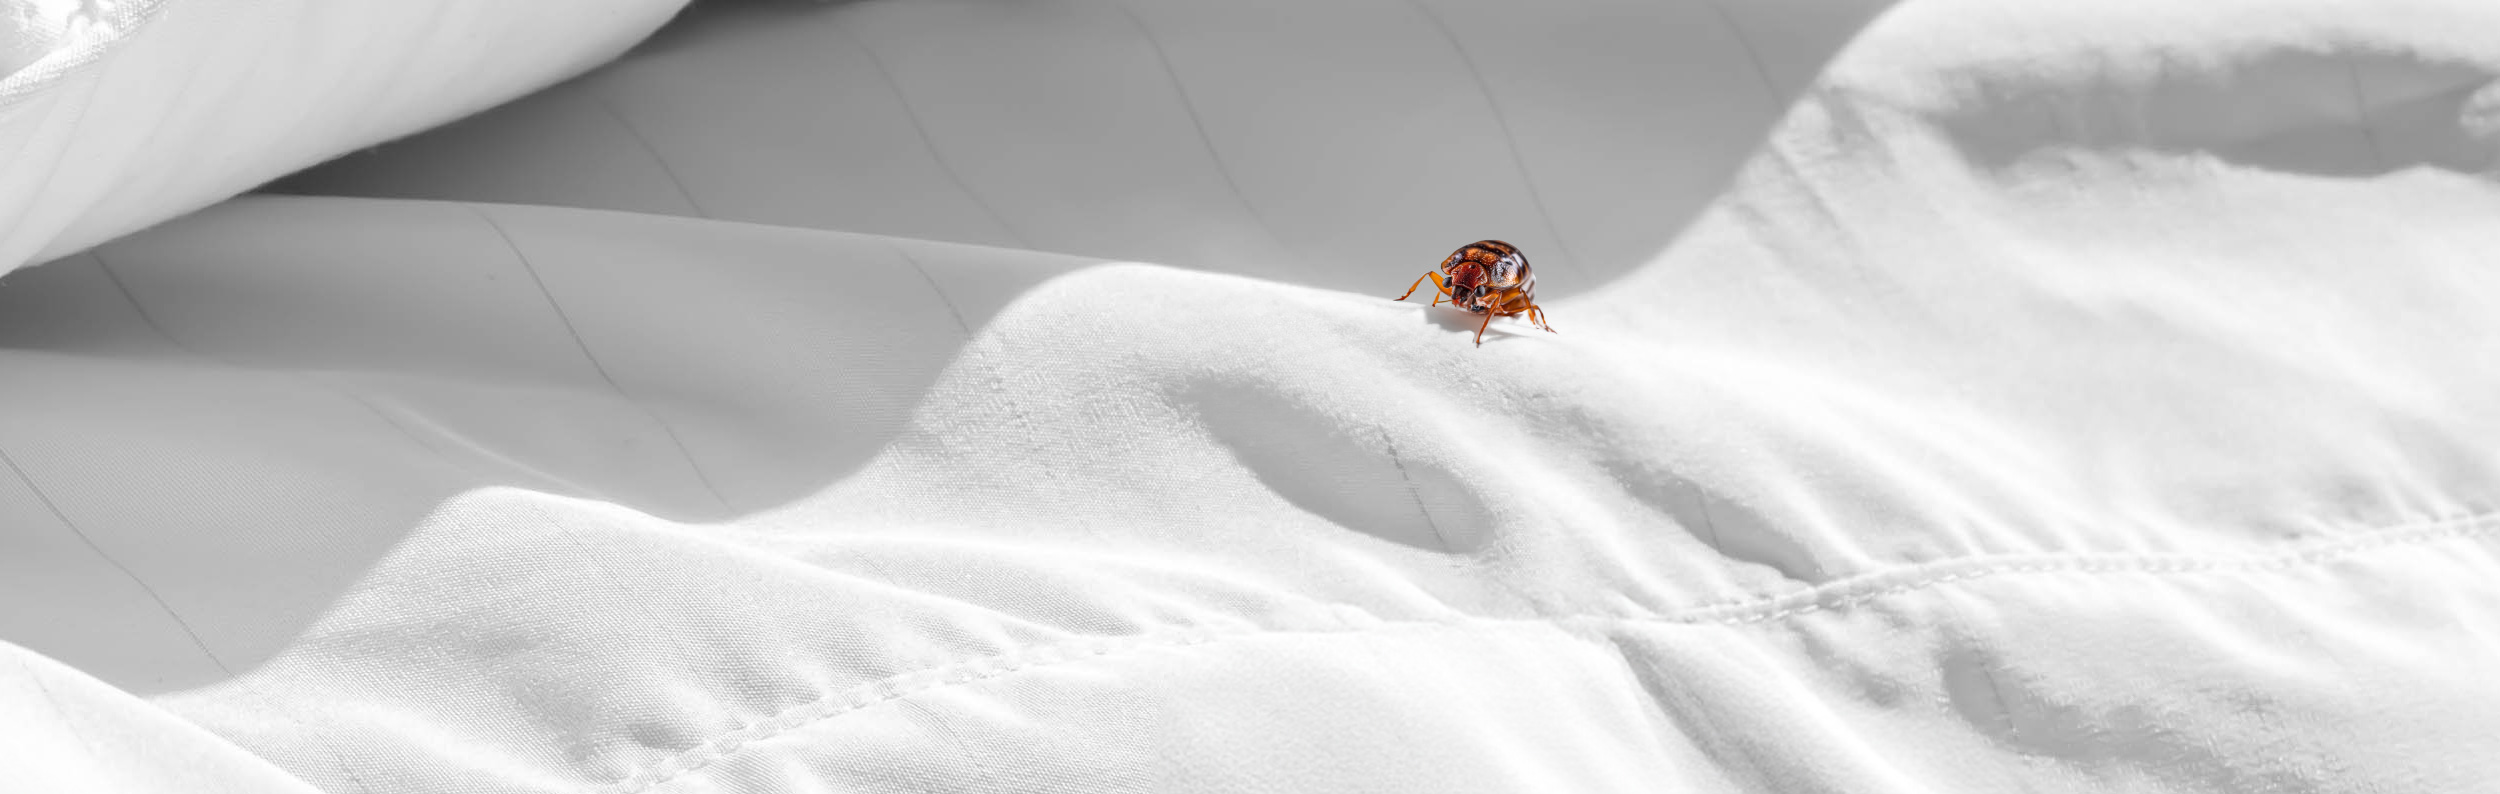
[{"x1": 1394, "y1": 239, "x2": 1556, "y2": 346}]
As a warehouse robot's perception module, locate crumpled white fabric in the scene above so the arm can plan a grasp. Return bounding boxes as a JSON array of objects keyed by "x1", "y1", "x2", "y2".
[
  {"x1": 6, "y1": 0, "x2": 2500, "y2": 791},
  {"x1": 0, "y1": 0, "x2": 688, "y2": 271}
]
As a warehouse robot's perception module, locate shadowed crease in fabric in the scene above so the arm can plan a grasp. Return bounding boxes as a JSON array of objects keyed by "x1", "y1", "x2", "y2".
[
  {"x1": 12, "y1": 1, "x2": 2499, "y2": 790},
  {"x1": 0, "y1": 449, "x2": 380, "y2": 794},
  {"x1": 830, "y1": 17, "x2": 1033, "y2": 249},
  {"x1": 1378, "y1": 428, "x2": 1456, "y2": 554},
  {"x1": 1694, "y1": 0, "x2": 1790, "y2": 101},
  {"x1": 2343, "y1": 54, "x2": 2390, "y2": 171},
  {"x1": 96, "y1": 243, "x2": 628, "y2": 501},
  {"x1": 590, "y1": 91, "x2": 711, "y2": 218},
  {"x1": 1107, "y1": 0, "x2": 1300, "y2": 261},
  {"x1": 1401, "y1": 0, "x2": 1582, "y2": 281},
  {"x1": 88, "y1": 247, "x2": 460, "y2": 794},
  {"x1": 883, "y1": 242, "x2": 974, "y2": 337},
  {"x1": 0, "y1": 444, "x2": 226, "y2": 675},
  {"x1": 464, "y1": 204, "x2": 734, "y2": 513}
]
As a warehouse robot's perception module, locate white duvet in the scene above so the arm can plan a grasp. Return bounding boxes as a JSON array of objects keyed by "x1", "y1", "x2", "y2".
[{"x1": 5, "y1": 0, "x2": 2500, "y2": 791}]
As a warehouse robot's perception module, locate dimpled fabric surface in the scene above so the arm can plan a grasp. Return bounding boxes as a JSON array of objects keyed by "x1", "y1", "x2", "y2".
[{"x1": 7, "y1": 0, "x2": 2500, "y2": 791}]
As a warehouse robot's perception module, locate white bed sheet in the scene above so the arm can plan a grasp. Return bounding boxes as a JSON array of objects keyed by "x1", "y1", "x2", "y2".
[{"x1": 6, "y1": 0, "x2": 2500, "y2": 791}]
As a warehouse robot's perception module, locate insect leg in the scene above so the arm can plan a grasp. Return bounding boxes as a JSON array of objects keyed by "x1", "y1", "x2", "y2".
[
  {"x1": 1489, "y1": 292, "x2": 1556, "y2": 336},
  {"x1": 1490, "y1": 289, "x2": 1530, "y2": 322},
  {"x1": 1474, "y1": 308, "x2": 1496, "y2": 346},
  {"x1": 1396, "y1": 271, "x2": 1455, "y2": 302},
  {"x1": 1493, "y1": 293, "x2": 1534, "y2": 326}
]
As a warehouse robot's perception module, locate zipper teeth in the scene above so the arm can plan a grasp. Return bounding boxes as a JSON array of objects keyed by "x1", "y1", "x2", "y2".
[{"x1": 0, "y1": 0, "x2": 176, "y2": 108}]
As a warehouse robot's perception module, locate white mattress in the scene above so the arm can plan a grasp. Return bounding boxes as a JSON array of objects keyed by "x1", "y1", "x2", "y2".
[{"x1": 6, "y1": 0, "x2": 2500, "y2": 791}]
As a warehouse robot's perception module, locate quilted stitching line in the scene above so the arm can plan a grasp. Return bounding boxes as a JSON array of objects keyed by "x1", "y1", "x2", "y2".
[
  {"x1": 1670, "y1": 513, "x2": 2500, "y2": 626},
  {"x1": 604, "y1": 627, "x2": 1238, "y2": 793},
  {"x1": 597, "y1": 513, "x2": 2499, "y2": 792}
]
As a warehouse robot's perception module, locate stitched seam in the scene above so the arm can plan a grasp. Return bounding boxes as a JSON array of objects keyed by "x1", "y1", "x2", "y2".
[
  {"x1": 1675, "y1": 513, "x2": 2499, "y2": 625},
  {"x1": 604, "y1": 627, "x2": 1235, "y2": 793},
  {"x1": 598, "y1": 513, "x2": 2498, "y2": 792}
]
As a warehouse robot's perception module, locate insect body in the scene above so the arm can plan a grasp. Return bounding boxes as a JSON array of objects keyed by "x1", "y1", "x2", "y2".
[{"x1": 1394, "y1": 239, "x2": 1557, "y2": 346}]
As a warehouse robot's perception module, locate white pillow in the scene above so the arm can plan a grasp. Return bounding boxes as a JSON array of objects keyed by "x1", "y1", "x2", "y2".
[{"x1": 0, "y1": 0, "x2": 690, "y2": 274}]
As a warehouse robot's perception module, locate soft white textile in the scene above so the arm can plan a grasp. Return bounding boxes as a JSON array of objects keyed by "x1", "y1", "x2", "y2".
[
  {"x1": 0, "y1": 0, "x2": 688, "y2": 272},
  {"x1": 7, "y1": 0, "x2": 2500, "y2": 791}
]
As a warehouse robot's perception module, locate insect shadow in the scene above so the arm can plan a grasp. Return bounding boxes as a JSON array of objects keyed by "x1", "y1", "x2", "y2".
[{"x1": 1410, "y1": 303, "x2": 1540, "y2": 346}]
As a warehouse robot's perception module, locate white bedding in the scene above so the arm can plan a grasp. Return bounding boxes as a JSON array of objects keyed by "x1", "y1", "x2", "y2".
[{"x1": 5, "y1": 0, "x2": 2500, "y2": 791}]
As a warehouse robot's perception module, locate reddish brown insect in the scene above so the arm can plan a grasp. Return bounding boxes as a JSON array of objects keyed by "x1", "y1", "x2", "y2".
[{"x1": 1394, "y1": 239, "x2": 1557, "y2": 346}]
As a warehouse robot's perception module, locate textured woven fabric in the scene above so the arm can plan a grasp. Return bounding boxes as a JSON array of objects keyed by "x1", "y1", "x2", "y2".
[{"x1": 7, "y1": 0, "x2": 2500, "y2": 791}]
